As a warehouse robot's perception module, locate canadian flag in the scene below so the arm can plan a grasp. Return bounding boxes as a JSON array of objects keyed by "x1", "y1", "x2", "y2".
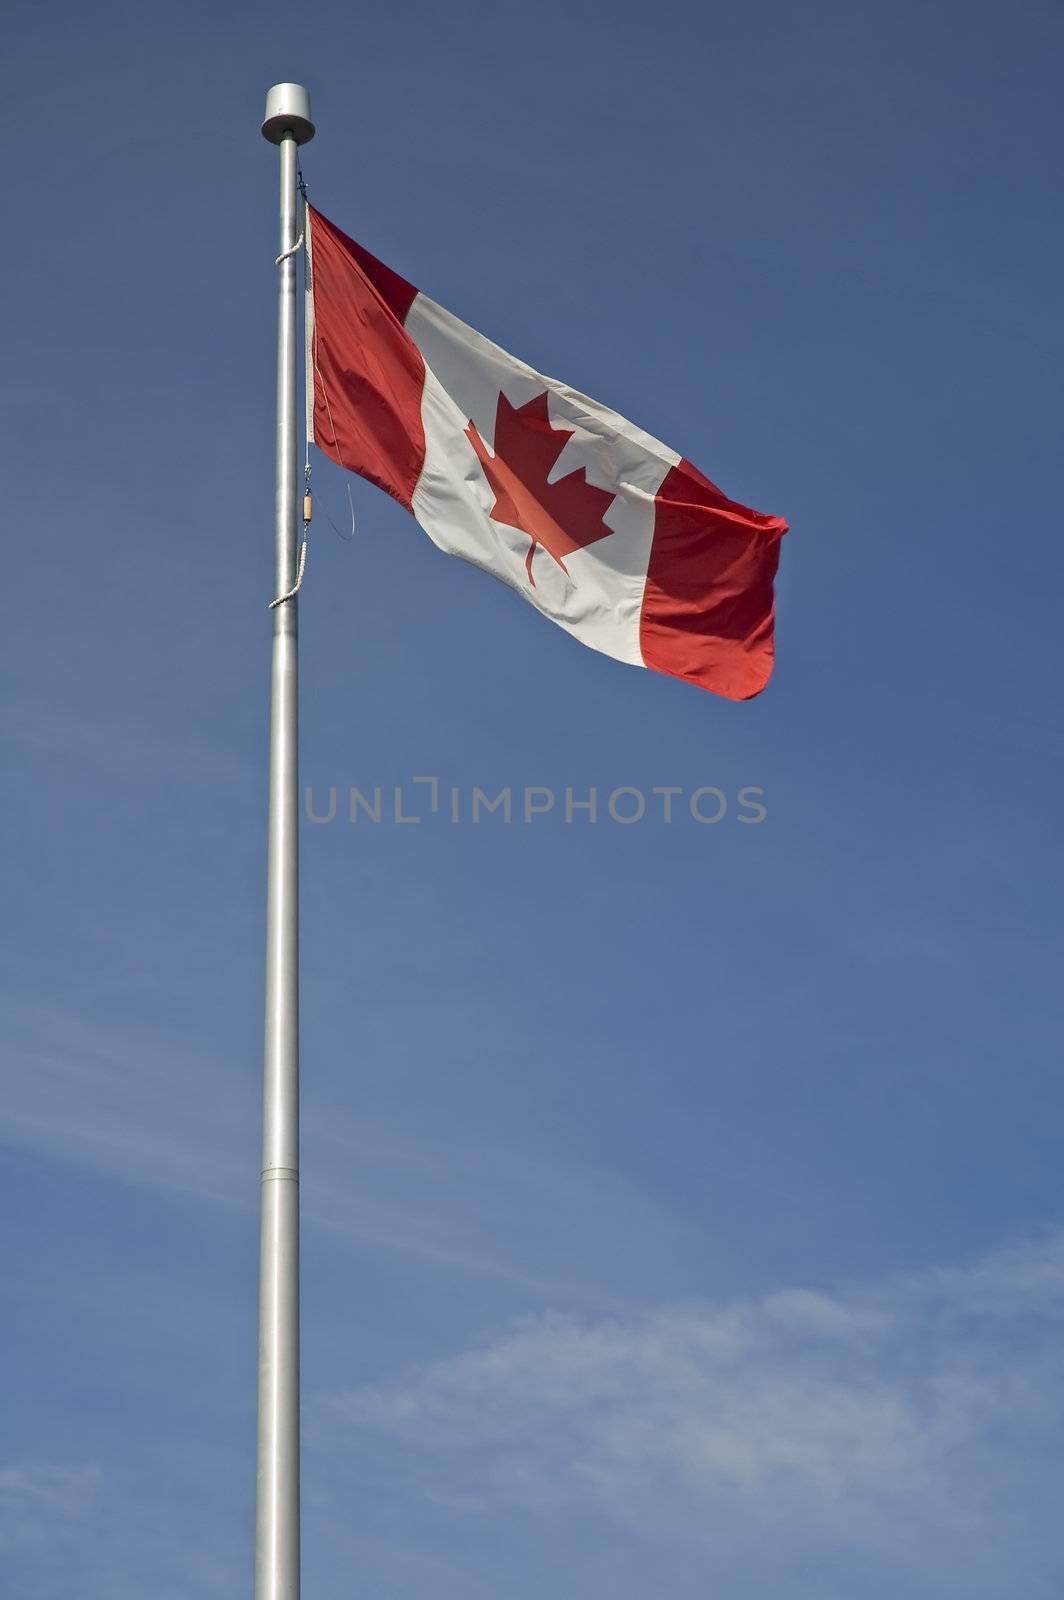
[{"x1": 305, "y1": 206, "x2": 788, "y2": 699}]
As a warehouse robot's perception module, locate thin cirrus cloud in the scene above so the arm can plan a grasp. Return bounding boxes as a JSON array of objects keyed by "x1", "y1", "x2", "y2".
[
  {"x1": 0, "y1": 1462, "x2": 244, "y2": 1600},
  {"x1": 321, "y1": 1229, "x2": 1064, "y2": 1585},
  {"x1": 0, "y1": 1002, "x2": 653, "y2": 1304},
  {"x1": 0, "y1": 1464, "x2": 101, "y2": 1551}
]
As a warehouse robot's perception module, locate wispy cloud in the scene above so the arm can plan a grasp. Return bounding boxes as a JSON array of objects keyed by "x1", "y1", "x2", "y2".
[
  {"x1": 0, "y1": 1002, "x2": 629, "y2": 1304},
  {"x1": 323, "y1": 1230, "x2": 1064, "y2": 1586},
  {"x1": 0, "y1": 1464, "x2": 101, "y2": 1551},
  {"x1": 0, "y1": 1005, "x2": 252, "y2": 1208},
  {"x1": 0, "y1": 700, "x2": 251, "y2": 787},
  {"x1": 0, "y1": 1461, "x2": 245, "y2": 1600}
]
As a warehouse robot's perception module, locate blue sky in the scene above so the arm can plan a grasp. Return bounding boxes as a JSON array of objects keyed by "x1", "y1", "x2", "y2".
[{"x1": 3, "y1": 0, "x2": 1063, "y2": 1594}]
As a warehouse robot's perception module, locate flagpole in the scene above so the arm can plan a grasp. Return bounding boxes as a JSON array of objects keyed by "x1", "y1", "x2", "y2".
[{"x1": 258, "y1": 82, "x2": 314, "y2": 1600}]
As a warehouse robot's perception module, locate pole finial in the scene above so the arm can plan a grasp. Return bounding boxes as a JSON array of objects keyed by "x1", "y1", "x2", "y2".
[{"x1": 262, "y1": 82, "x2": 315, "y2": 145}]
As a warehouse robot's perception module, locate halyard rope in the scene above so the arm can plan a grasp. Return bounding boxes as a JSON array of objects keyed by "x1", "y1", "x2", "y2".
[
  {"x1": 269, "y1": 218, "x2": 310, "y2": 609},
  {"x1": 274, "y1": 230, "x2": 304, "y2": 266}
]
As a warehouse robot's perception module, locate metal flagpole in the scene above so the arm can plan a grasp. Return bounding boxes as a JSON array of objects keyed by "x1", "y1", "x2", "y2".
[{"x1": 258, "y1": 82, "x2": 314, "y2": 1600}]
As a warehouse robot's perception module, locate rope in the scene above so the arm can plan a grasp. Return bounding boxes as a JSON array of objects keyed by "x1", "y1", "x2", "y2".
[
  {"x1": 268, "y1": 209, "x2": 311, "y2": 610},
  {"x1": 266, "y1": 168, "x2": 356, "y2": 602},
  {"x1": 268, "y1": 533, "x2": 307, "y2": 609},
  {"x1": 269, "y1": 465, "x2": 312, "y2": 610},
  {"x1": 275, "y1": 230, "x2": 304, "y2": 266}
]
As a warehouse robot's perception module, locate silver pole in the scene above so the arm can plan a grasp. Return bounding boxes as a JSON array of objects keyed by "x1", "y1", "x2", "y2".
[{"x1": 258, "y1": 82, "x2": 314, "y2": 1600}]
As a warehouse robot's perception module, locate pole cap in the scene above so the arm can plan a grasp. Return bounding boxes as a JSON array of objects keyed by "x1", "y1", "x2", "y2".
[{"x1": 262, "y1": 83, "x2": 315, "y2": 145}]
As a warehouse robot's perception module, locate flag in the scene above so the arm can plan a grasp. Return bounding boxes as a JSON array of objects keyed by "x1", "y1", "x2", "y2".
[{"x1": 305, "y1": 205, "x2": 788, "y2": 700}]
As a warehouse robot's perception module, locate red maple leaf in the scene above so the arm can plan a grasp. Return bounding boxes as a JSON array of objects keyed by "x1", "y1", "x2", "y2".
[{"x1": 465, "y1": 391, "x2": 615, "y2": 586}]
